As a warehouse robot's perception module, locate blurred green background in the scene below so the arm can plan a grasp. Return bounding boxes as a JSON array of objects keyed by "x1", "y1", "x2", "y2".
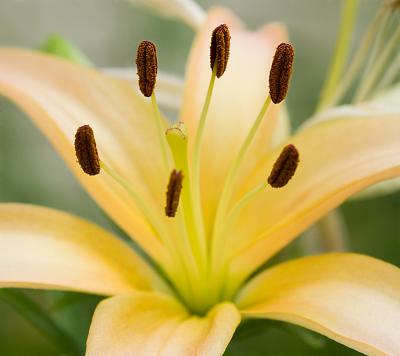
[{"x1": 0, "y1": 0, "x2": 399, "y2": 354}]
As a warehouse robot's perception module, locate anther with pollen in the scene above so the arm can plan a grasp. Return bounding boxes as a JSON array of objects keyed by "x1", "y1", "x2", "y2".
[
  {"x1": 74, "y1": 125, "x2": 100, "y2": 176},
  {"x1": 136, "y1": 40, "x2": 158, "y2": 97},
  {"x1": 268, "y1": 144, "x2": 299, "y2": 188},
  {"x1": 269, "y1": 43, "x2": 294, "y2": 104},
  {"x1": 210, "y1": 24, "x2": 231, "y2": 78},
  {"x1": 165, "y1": 169, "x2": 184, "y2": 217}
]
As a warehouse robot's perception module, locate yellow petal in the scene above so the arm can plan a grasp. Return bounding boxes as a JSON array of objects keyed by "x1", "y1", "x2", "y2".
[
  {"x1": 180, "y1": 7, "x2": 287, "y2": 229},
  {"x1": 0, "y1": 48, "x2": 170, "y2": 266},
  {"x1": 0, "y1": 203, "x2": 160, "y2": 295},
  {"x1": 86, "y1": 292, "x2": 240, "y2": 356},
  {"x1": 228, "y1": 114, "x2": 400, "y2": 284},
  {"x1": 237, "y1": 253, "x2": 400, "y2": 356}
]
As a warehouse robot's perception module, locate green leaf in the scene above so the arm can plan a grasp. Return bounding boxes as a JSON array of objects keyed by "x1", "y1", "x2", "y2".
[
  {"x1": 0, "y1": 289, "x2": 83, "y2": 355},
  {"x1": 39, "y1": 34, "x2": 92, "y2": 66}
]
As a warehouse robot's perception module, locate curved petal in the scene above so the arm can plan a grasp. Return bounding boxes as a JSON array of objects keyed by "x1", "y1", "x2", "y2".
[
  {"x1": 299, "y1": 85, "x2": 400, "y2": 201},
  {"x1": 86, "y1": 292, "x2": 240, "y2": 356},
  {"x1": 0, "y1": 203, "x2": 160, "y2": 295},
  {"x1": 0, "y1": 48, "x2": 171, "y2": 266},
  {"x1": 237, "y1": 253, "x2": 400, "y2": 356},
  {"x1": 180, "y1": 7, "x2": 287, "y2": 229},
  {"x1": 227, "y1": 114, "x2": 400, "y2": 285}
]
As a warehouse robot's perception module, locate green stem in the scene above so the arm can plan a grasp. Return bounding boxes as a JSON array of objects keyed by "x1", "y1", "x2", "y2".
[
  {"x1": 354, "y1": 24, "x2": 400, "y2": 102},
  {"x1": 321, "y1": 6, "x2": 386, "y2": 109},
  {"x1": 318, "y1": 0, "x2": 359, "y2": 111},
  {"x1": 0, "y1": 289, "x2": 82, "y2": 355},
  {"x1": 376, "y1": 50, "x2": 400, "y2": 91}
]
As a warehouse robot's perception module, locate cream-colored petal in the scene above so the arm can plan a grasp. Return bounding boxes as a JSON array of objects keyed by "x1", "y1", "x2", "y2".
[
  {"x1": 0, "y1": 48, "x2": 171, "y2": 266},
  {"x1": 301, "y1": 85, "x2": 400, "y2": 200},
  {"x1": 180, "y1": 7, "x2": 287, "y2": 230},
  {"x1": 86, "y1": 292, "x2": 240, "y2": 356},
  {"x1": 227, "y1": 114, "x2": 400, "y2": 285},
  {"x1": 237, "y1": 253, "x2": 400, "y2": 356},
  {"x1": 0, "y1": 203, "x2": 160, "y2": 295}
]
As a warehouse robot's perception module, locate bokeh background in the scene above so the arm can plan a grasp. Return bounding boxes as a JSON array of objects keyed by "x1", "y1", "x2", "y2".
[{"x1": 0, "y1": 0, "x2": 399, "y2": 355}]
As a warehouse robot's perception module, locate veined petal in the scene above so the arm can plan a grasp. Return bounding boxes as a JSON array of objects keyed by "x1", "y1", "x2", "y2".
[
  {"x1": 0, "y1": 204, "x2": 160, "y2": 295},
  {"x1": 237, "y1": 253, "x2": 400, "y2": 356},
  {"x1": 301, "y1": 85, "x2": 400, "y2": 200},
  {"x1": 86, "y1": 292, "x2": 240, "y2": 356},
  {"x1": 227, "y1": 114, "x2": 400, "y2": 285},
  {"x1": 180, "y1": 7, "x2": 287, "y2": 229},
  {"x1": 0, "y1": 48, "x2": 170, "y2": 266}
]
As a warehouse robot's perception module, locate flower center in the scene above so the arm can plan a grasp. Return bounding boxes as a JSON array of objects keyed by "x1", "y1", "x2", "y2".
[{"x1": 73, "y1": 28, "x2": 298, "y2": 315}]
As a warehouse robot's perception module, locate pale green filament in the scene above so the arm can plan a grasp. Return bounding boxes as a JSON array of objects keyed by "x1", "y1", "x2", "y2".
[
  {"x1": 224, "y1": 182, "x2": 266, "y2": 237},
  {"x1": 151, "y1": 93, "x2": 172, "y2": 171},
  {"x1": 208, "y1": 96, "x2": 272, "y2": 303},
  {"x1": 191, "y1": 65, "x2": 217, "y2": 249},
  {"x1": 318, "y1": 0, "x2": 360, "y2": 111},
  {"x1": 211, "y1": 96, "x2": 272, "y2": 257},
  {"x1": 192, "y1": 66, "x2": 217, "y2": 174},
  {"x1": 354, "y1": 24, "x2": 400, "y2": 102}
]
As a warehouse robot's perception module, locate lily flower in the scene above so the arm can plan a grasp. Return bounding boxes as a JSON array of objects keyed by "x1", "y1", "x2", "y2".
[{"x1": 1, "y1": 4, "x2": 400, "y2": 356}]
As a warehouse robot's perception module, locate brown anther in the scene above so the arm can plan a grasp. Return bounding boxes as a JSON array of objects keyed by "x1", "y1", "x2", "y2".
[
  {"x1": 269, "y1": 43, "x2": 294, "y2": 104},
  {"x1": 74, "y1": 125, "x2": 100, "y2": 176},
  {"x1": 386, "y1": 0, "x2": 400, "y2": 9},
  {"x1": 165, "y1": 169, "x2": 184, "y2": 217},
  {"x1": 210, "y1": 24, "x2": 230, "y2": 78},
  {"x1": 136, "y1": 40, "x2": 158, "y2": 97},
  {"x1": 268, "y1": 144, "x2": 299, "y2": 188}
]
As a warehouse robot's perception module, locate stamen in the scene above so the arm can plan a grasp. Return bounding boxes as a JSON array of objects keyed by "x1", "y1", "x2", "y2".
[
  {"x1": 269, "y1": 43, "x2": 294, "y2": 104},
  {"x1": 136, "y1": 40, "x2": 158, "y2": 97},
  {"x1": 74, "y1": 125, "x2": 100, "y2": 176},
  {"x1": 136, "y1": 40, "x2": 172, "y2": 171},
  {"x1": 268, "y1": 144, "x2": 299, "y2": 188},
  {"x1": 190, "y1": 25, "x2": 230, "y2": 255},
  {"x1": 210, "y1": 24, "x2": 231, "y2": 78},
  {"x1": 165, "y1": 169, "x2": 184, "y2": 217},
  {"x1": 387, "y1": 0, "x2": 400, "y2": 10}
]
